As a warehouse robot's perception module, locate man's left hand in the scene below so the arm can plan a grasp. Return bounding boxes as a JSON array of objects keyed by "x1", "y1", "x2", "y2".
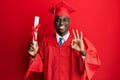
[{"x1": 71, "y1": 29, "x2": 86, "y2": 56}]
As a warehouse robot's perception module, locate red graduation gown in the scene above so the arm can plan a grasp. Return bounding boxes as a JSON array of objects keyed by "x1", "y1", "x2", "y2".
[{"x1": 25, "y1": 33, "x2": 101, "y2": 80}]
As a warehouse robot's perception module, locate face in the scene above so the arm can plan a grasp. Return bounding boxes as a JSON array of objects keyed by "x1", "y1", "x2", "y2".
[{"x1": 54, "y1": 16, "x2": 70, "y2": 36}]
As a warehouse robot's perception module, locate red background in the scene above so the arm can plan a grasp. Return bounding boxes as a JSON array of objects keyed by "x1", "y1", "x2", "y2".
[{"x1": 0, "y1": 0, "x2": 120, "y2": 80}]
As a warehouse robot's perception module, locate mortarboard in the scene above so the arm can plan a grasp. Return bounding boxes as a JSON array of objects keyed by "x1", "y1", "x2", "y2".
[{"x1": 48, "y1": 1, "x2": 76, "y2": 18}]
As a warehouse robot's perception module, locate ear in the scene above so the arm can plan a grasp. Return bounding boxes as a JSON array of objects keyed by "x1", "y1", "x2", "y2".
[
  {"x1": 53, "y1": 19, "x2": 57, "y2": 28},
  {"x1": 68, "y1": 19, "x2": 71, "y2": 26}
]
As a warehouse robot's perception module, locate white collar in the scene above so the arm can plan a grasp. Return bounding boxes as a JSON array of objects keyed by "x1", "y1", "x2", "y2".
[{"x1": 56, "y1": 31, "x2": 70, "y2": 43}]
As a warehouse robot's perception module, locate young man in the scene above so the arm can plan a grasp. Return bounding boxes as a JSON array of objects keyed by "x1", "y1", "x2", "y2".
[{"x1": 25, "y1": 1, "x2": 101, "y2": 80}]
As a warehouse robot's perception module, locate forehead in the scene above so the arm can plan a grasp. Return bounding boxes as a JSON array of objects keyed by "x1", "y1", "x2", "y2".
[{"x1": 55, "y1": 16, "x2": 69, "y2": 19}]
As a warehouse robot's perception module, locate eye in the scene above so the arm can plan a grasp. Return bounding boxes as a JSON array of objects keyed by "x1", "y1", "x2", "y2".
[
  {"x1": 55, "y1": 18, "x2": 61, "y2": 22},
  {"x1": 64, "y1": 18, "x2": 69, "y2": 21}
]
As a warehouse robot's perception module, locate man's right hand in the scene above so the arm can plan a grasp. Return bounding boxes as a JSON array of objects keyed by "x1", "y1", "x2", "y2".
[{"x1": 27, "y1": 41, "x2": 39, "y2": 58}]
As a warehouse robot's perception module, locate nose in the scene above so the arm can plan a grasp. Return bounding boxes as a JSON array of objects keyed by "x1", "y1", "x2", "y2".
[{"x1": 60, "y1": 20, "x2": 64, "y2": 26}]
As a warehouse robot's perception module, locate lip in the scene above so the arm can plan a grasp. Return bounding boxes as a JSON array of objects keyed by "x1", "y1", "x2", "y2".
[{"x1": 59, "y1": 26, "x2": 65, "y2": 30}]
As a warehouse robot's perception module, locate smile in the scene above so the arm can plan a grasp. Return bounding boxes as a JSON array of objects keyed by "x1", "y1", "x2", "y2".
[{"x1": 59, "y1": 26, "x2": 65, "y2": 30}]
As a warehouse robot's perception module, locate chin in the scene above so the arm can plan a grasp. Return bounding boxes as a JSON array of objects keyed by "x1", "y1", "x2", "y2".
[{"x1": 59, "y1": 30, "x2": 66, "y2": 33}]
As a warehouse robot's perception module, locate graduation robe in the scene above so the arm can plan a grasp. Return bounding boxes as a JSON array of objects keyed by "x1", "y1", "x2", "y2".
[{"x1": 24, "y1": 33, "x2": 101, "y2": 80}]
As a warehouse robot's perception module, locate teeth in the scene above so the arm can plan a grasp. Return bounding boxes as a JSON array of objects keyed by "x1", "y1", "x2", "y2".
[{"x1": 60, "y1": 26, "x2": 65, "y2": 29}]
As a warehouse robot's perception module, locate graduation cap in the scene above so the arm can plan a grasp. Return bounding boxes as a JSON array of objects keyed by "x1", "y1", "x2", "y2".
[{"x1": 48, "y1": 1, "x2": 76, "y2": 18}]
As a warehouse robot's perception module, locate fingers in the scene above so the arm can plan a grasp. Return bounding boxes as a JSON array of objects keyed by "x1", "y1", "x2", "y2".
[
  {"x1": 72, "y1": 29, "x2": 76, "y2": 39},
  {"x1": 28, "y1": 41, "x2": 36, "y2": 51},
  {"x1": 80, "y1": 31, "x2": 83, "y2": 40},
  {"x1": 71, "y1": 39, "x2": 74, "y2": 46},
  {"x1": 28, "y1": 44, "x2": 34, "y2": 51},
  {"x1": 76, "y1": 29, "x2": 79, "y2": 38},
  {"x1": 72, "y1": 29, "x2": 83, "y2": 39},
  {"x1": 70, "y1": 39, "x2": 76, "y2": 49}
]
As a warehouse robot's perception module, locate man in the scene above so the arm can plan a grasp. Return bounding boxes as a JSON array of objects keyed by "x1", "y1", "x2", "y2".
[{"x1": 25, "y1": 1, "x2": 101, "y2": 80}]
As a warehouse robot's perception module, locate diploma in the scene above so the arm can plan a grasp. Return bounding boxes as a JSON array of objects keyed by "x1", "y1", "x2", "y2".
[
  {"x1": 34, "y1": 16, "x2": 39, "y2": 27},
  {"x1": 33, "y1": 16, "x2": 40, "y2": 48}
]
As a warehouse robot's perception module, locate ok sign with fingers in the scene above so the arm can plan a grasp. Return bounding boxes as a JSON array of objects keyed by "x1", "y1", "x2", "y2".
[{"x1": 71, "y1": 29, "x2": 86, "y2": 56}]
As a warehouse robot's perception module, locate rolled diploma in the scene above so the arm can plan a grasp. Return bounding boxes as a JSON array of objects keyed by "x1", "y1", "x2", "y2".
[{"x1": 33, "y1": 16, "x2": 39, "y2": 48}]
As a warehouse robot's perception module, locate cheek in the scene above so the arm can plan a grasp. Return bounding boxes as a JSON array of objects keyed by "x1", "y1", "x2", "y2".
[
  {"x1": 54, "y1": 22, "x2": 60, "y2": 28},
  {"x1": 65, "y1": 22, "x2": 70, "y2": 26},
  {"x1": 56, "y1": 22, "x2": 60, "y2": 26}
]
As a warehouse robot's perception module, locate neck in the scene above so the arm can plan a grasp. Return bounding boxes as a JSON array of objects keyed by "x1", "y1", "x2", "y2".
[{"x1": 57, "y1": 31, "x2": 68, "y2": 37}]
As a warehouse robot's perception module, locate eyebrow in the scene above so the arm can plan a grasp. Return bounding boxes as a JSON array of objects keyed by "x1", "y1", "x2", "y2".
[
  {"x1": 55, "y1": 17, "x2": 69, "y2": 19},
  {"x1": 56, "y1": 16, "x2": 69, "y2": 18}
]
